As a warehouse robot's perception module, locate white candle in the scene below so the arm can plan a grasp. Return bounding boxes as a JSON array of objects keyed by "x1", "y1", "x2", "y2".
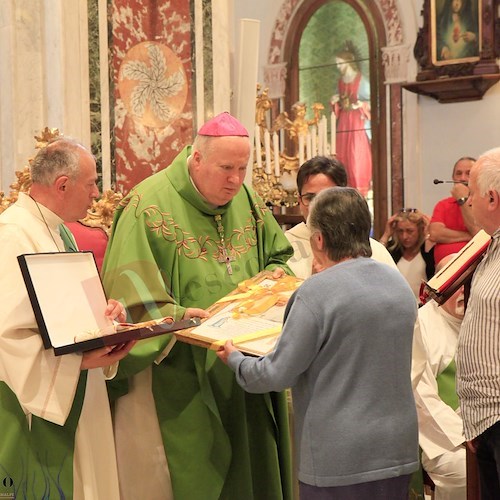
[
  {"x1": 306, "y1": 132, "x2": 312, "y2": 160},
  {"x1": 311, "y1": 125, "x2": 317, "y2": 157},
  {"x1": 318, "y1": 121, "x2": 323, "y2": 156},
  {"x1": 264, "y1": 129, "x2": 272, "y2": 174},
  {"x1": 298, "y1": 134, "x2": 305, "y2": 167},
  {"x1": 255, "y1": 124, "x2": 262, "y2": 170},
  {"x1": 330, "y1": 111, "x2": 336, "y2": 155},
  {"x1": 322, "y1": 116, "x2": 328, "y2": 156},
  {"x1": 273, "y1": 132, "x2": 281, "y2": 177}
]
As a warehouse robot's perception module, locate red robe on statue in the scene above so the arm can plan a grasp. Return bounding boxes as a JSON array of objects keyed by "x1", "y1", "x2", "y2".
[{"x1": 334, "y1": 72, "x2": 372, "y2": 197}]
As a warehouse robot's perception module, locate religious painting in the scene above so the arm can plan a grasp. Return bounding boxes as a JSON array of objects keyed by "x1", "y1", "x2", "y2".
[
  {"x1": 431, "y1": 0, "x2": 481, "y2": 66},
  {"x1": 298, "y1": 1, "x2": 372, "y2": 200}
]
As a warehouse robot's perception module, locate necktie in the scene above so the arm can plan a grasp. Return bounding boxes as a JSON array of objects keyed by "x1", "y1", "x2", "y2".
[{"x1": 59, "y1": 224, "x2": 78, "y2": 252}]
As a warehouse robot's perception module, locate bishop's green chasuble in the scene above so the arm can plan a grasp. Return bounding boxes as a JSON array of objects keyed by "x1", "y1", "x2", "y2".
[{"x1": 103, "y1": 146, "x2": 294, "y2": 500}]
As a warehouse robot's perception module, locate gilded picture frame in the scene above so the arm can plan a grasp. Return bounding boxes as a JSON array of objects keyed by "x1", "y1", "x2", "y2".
[{"x1": 431, "y1": 0, "x2": 482, "y2": 66}]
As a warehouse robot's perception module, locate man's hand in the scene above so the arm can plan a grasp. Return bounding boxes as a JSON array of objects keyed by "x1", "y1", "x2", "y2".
[
  {"x1": 105, "y1": 299, "x2": 127, "y2": 323},
  {"x1": 451, "y1": 182, "x2": 469, "y2": 200},
  {"x1": 183, "y1": 307, "x2": 210, "y2": 320},
  {"x1": 216, "y1": 340, "x2": 238, "y2": 365},
  {"x1": 81, "y1": 340, "x2": 136, "y2": 370},
  {"x1": 271, "y1": 267, "x2": 286, "y2": 279}
]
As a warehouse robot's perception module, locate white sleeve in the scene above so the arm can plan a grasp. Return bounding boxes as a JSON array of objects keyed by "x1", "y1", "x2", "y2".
[
  {"x1": 412, "y1": 318, "x2": 464, "y2": 459},
  {"x1": 0, "y1": 225, "x2": 82, "y2": 425}
]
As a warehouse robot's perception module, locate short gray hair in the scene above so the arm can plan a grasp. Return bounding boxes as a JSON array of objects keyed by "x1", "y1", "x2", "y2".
[
  {"x1": 30, "y1": 138, "x2": 87, "y2": 186},
  {"x1": 476, "y1": 147, "x2": 500, "y2": 197},
  {"x1": 308, "y1": 187, "x2": 372, "y2": 262}
]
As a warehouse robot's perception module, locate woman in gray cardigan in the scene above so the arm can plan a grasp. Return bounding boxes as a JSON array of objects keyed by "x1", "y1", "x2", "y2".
[{"x1": 218, "y1": 187, "x2": 419, "y2": 500}]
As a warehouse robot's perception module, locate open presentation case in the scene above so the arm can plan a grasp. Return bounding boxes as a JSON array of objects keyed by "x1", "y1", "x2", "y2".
[{"x1": 18, "y1": 251, "x2": 200, "y2": 355}]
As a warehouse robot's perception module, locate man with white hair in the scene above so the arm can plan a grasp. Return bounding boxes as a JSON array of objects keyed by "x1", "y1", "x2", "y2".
[
  {"x1": 456, "y1": 146, "x2": 500, "y2": 498},
  {"x1": 412, "y1": 255, "x2": 466, "y2": 500},
  {"x1": 0, "y1": 138, "x2": 134, "y2": 499}
]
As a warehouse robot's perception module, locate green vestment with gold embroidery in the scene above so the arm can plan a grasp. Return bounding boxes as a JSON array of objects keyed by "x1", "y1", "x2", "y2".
[{"x1": 102, "y1": 146, "x2": 294, "y2": 500}]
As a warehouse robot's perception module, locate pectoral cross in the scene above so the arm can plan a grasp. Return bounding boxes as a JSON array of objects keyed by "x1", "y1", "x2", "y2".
[
  {"x1": 218, "y1": 251, "x2": 235, "y2": 275},
  {"x1": 214, "y1": 214, "x2": 234, "y2": 275}
]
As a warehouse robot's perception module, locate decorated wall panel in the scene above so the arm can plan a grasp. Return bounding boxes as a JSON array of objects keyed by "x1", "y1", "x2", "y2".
[{"x1": 110, "y1": 0, "x2": 194, "y2": 193}]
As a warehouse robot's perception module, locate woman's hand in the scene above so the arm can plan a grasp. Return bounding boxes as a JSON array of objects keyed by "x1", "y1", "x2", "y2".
[
  {"x1": 380, "y1": 214, "x2": 398, "y2": 245},
  {"x1": 216, "y1": 340, "x2": 238, "y2": 365}
]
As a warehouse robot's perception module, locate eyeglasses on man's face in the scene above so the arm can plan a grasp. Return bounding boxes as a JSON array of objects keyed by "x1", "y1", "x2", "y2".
[{"x1": 299, "y1": 192, "x2": 317, "y2": 206}]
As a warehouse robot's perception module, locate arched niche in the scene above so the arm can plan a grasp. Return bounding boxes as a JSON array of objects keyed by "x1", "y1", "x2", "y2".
[{"x1": 264, "y1": 0, "x2": 409, "y2": 236}]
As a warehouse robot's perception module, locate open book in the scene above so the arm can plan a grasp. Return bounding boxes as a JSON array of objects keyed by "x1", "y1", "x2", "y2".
[
  {"x1": 420, "y1": 229, "x2": 491, "y2": 305},
  {"x1": 174, "y1": 271, "x2": 302, "y2": 356}
]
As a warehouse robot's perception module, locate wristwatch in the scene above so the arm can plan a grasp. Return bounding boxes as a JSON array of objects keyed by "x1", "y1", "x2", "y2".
[{"x1": 456, "y1": 196, "x2": 468, "y2": 206}]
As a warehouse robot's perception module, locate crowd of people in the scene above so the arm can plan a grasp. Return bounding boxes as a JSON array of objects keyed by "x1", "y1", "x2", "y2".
[{"x1": 1, "y1": 112, "x2": 500, "y2": 500}]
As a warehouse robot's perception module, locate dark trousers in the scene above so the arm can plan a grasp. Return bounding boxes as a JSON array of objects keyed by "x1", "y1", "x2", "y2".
[
  {"x1": 299, "y1": 474, "x2": 411, "y2": 500},
  {"x1": 475, "y1": 420, "x2": 500, "y2": 500}
]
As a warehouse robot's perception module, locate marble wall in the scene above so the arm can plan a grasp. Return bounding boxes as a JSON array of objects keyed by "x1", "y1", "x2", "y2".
[{"x1": 0, "y1": 0, "x2": 91, "y2": 192}]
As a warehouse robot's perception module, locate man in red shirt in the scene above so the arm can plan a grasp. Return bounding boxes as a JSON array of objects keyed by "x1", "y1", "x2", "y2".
[{"x1": 430, "y1": 156, "x2": 480, "y2": 264}]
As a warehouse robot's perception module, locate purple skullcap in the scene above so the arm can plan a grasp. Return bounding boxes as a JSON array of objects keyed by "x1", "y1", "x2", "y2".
[{"x1": 197, "y1": 112, "x2": 249, "y2": 137}]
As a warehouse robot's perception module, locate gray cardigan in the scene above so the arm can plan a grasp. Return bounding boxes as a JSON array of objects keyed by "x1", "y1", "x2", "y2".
[{"x1": 228, "y1": 257, "x2": 419, "y2": 487}]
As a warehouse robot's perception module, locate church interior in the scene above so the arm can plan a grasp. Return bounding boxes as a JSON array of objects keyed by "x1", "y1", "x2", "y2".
[
  {"x1": 0, "y1": 2, "x2": 499, "y2": 499},
  {"x1": 1, "y1": 0, "x2": 499, "y2": 235}
]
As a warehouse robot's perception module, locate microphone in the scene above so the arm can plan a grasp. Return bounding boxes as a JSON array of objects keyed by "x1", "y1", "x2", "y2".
[{"x1": 433, "y1": 179, "x2": 468, "y2": 185}]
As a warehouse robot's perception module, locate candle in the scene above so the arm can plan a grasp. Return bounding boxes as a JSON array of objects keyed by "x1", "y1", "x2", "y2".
[
  {"x1": 298, "y1": 134, "x2": 305, "y2": 167},
  {"x1": 318, "y1": 121, "x2": 324, "y2": 156},
  {"x1": 264, "y1": 129, "x2": 272, "y2": 174},
  {"x1": 330, "y1": 111, "x2": 336, "y2": 155},
  {"x1": 306, "y1": 132, "x2": 312, "y2": 160},
  {"x1": 322, "y1": 116, "x2": 328, "y2": 156},
  {"x1": 311, "y1": 125, "x2": 317, "y2": 157},
  {"x1": 255, "y1": 124, "x2": 262, "y2": 170},
  {"x1": 273, "y1": 132, "x2": 281, "y2": 177}
]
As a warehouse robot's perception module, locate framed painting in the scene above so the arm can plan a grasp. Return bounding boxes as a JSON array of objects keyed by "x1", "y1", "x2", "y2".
[
  {"x1": 407, "y1": 0, "x2": 500, "y2": 101},
  {"x1": 431, "y1": 0, "x2": 481, "y2": 66}
]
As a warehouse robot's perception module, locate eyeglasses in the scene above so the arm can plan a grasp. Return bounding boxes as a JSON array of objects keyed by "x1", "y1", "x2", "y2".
[
  {"x1": 399, "y1": 208, "x2": 418, "y2": 213},
  {"x1": 299, "y1": 193, "x2": 316, "y2": 206}
]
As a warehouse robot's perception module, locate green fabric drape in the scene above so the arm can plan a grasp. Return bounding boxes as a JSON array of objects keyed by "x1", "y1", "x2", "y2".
[{"x1": 0, "y1": 373, "x2": 87, "y2": 498}]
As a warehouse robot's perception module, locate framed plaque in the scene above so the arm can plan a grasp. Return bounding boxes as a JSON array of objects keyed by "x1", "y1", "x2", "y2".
[{"x1": 18, "y1": 251, "x2": 199, "y2": 355}]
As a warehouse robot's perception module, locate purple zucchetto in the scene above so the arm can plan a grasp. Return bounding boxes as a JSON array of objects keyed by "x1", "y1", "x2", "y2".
[{"x1": 197, "y1": 112, "x2": 249, "y2": 137}]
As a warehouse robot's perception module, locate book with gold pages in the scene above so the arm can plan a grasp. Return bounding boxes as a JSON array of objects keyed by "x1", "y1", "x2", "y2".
[
  {"x1": 420, "y1": 229, "x2": 491, "y2": 305},
  {"x1": 17, "y1": 252, "x2": 200, "y2": 355},
  {"x1": 174, "y1": 271, "x2": 303, "y2": 356}
]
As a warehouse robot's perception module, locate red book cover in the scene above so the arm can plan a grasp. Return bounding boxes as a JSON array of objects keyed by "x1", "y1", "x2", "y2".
[{"x1": 420, "y1": 230, "x2": 491, "y2": 305}]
